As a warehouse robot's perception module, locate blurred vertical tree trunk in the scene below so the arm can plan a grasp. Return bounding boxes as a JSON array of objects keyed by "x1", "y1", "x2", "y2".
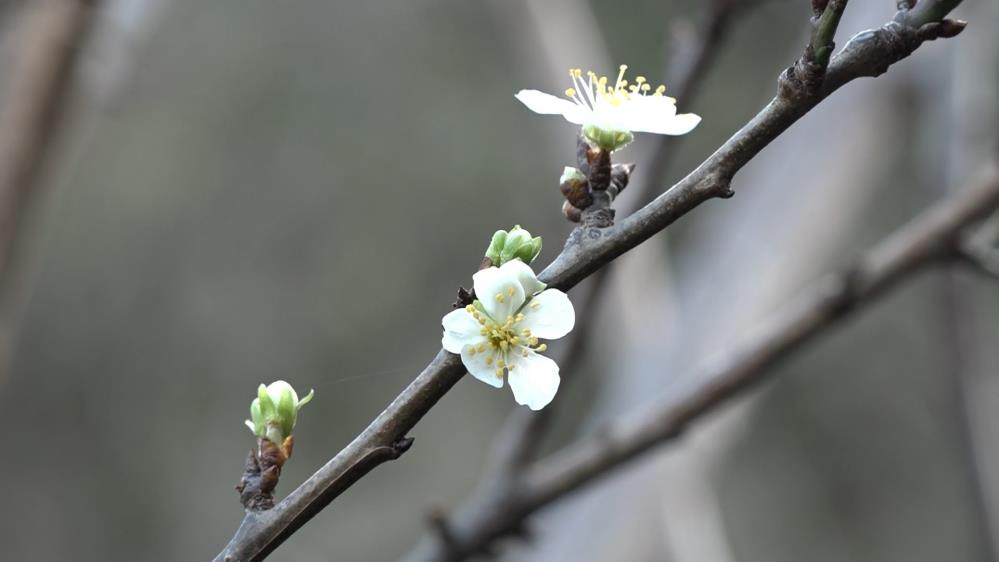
[{"x1": 0, "y1": 0, "x2": 97, "y2": 369}]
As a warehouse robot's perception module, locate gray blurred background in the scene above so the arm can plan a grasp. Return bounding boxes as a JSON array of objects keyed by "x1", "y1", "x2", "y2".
[{"x1": 0, "y1": 0, "x2": 996, "y2": 561}]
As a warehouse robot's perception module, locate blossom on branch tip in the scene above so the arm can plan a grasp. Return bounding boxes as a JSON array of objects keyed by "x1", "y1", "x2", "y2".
[
  {"x1": 442, "y1": 260, "x2": 575, "y2": 410},
  {"x1": 515, "y1": 65, "x2": 701, "y2": 151},
  {"x1": 245, "y1": 380, "x2": 314, "y2": 447}
]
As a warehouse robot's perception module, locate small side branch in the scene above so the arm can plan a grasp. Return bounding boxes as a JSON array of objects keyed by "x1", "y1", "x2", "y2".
[{"x1": 810, "y1": 0, "x2": 849, "y2": 68}]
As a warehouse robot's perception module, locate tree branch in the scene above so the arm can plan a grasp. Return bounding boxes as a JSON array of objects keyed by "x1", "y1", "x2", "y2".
[
  {"x1": 214, "y1": 2, "x2": 966, "y2": 560},
  {"x1": 401, "y1": 166, "x2": 999, "y2": 561}
]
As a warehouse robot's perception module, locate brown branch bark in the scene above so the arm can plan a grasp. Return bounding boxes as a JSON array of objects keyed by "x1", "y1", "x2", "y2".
[
  {"x1": 214, "y1": 2, "x2": 966, "y2": 560},
  {"x1": 402, "y1": 166, "x2": 999, "y2": 561}
]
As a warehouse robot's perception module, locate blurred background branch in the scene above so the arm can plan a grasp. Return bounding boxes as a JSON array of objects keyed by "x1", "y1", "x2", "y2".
[{"x1": 405, "y1": 166, "x2": 999, "y2": 562}]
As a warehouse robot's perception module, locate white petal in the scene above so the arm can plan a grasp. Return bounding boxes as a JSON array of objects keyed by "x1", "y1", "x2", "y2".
[
  {"x1": 461, "y1": 345, "x2": 504, "y2": 388},
  {"x1": 473, "y1": 266, "x2": 526, "y2": 323},
  {"x1": 441, "y1": 309, "x2": 483, "y2": 353},
  {"x1": 627, "y1": 96, "x2": 700, "y2": 135},
  {"x1": 561, "y1": 104, "x2": 592, "y2": 126},
  {"x1": 508, "y1": 350, "x2": 560, "y2": 410},
  {"x1": 520, "y1": 289, "x2": 575, "y2": 340},
  {"x1": 515, "y1": 89, "x2": 578, "y2": 116},
  {"x1": 640, "y1": 112, "x2": 700, "y2": 135},
  {"x1": 499, "y1": 259, "x2": 546, "y2": 296}
]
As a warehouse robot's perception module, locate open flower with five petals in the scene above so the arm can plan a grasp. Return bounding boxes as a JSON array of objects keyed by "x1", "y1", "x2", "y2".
[
  {"x1": 515, "y1": 65, "x2": 701, "y2": 151},
  {"x1": 442, "y1": 260, "x2": 574, "y2": 410}
]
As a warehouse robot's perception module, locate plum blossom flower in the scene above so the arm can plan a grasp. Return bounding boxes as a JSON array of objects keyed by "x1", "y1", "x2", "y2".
[
  {"x1": 442, "y1": 260, "x2": 574, "y2": 410},
  {"x1": 515, "y1": 65, "x2": 701, "y2": 151}
]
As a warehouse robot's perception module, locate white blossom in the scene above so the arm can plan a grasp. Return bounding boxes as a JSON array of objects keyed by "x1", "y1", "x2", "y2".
[
  {"x1": 442, "y1": 260, "x2": 575, "y2": 410},
  {"x1": 515, "y1": 65, "x2": 700, "y2": 150}
]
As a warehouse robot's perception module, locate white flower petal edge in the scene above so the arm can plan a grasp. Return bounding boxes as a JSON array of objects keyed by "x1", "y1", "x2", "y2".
[
  {"x1": 514, "y1": 90, "x2": 578, "y2": 116},
  {"x1": 519, "y1": 289, "x2": 575, "y2": 339},
  {"x1": 508, "y1": 351, "x2": 560, "y2": 410},
  {"x1": 473, "y1": 265, "x2": 526, "y2": 322},
  {"x1": 441, "y1": 308, "x2": 482, "y2": 353}
]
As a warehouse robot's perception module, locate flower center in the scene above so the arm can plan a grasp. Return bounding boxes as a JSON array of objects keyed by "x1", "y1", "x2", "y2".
[
  {"x1": 464, "y1": 303, "x2": 548, "y2": 379},
  {"x1": 563, "y1": 65, "x2": 668, "y2": 111}
]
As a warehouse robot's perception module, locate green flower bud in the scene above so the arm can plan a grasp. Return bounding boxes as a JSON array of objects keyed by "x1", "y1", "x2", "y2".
[
  {"x1": 484, "y1": 225, "x2": 543, "y2": 266},
  {"x1": 245, "y1": 380, "x2": 315, "y2": 446},
  {"x1": 582, "y1": 124, "x2": 634, "y2": 152}
]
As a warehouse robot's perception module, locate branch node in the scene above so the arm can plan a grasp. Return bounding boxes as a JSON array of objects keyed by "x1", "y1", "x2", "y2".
[
  {"x1": 235, "y1": 438, "x2": 290, "y2": 512},
  {"x1": 956, "y1": 237, "x2": 999, "y2": 281},
  {"x1": 392, "y1": 435, "x2": 415, "y2": 457}
]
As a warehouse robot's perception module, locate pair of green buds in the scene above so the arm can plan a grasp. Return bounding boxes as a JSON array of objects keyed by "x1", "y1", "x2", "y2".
[
  {"x1": 245, "y1": 380, "x2": 314, "y2": 449},
  {"x1": 485, "y1": 225, "x2": 543, "y2": 266}
]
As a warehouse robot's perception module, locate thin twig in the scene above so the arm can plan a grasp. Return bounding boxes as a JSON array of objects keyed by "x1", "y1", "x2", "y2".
[
  {"x1": 400, "y1": 166, "x2": 999, "y2": 561},
  {"x1": 214, "y1": 2, "x2": 966, "y2": 559}
]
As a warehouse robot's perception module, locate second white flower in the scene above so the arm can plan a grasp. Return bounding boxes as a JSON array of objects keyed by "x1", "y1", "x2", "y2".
[{"x1": 442, "y1": 260, "x2": 574, "y2": 410}]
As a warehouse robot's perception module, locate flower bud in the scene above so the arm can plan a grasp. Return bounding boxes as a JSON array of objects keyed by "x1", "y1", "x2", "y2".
[
  {"x1": 560, "y1": 166, "x2": 592, "y2": 210},
  {"x1": 245, "y1": 380, "x2": 315, "y2": 447},
  {"x1": 484, "y1": 225, "x2": 542, "y2": 266}
]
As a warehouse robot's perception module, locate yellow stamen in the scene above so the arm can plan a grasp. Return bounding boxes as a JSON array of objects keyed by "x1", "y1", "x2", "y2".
[{"x1": 615, "y1": 64, "x2": 628, "y2": 90}]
